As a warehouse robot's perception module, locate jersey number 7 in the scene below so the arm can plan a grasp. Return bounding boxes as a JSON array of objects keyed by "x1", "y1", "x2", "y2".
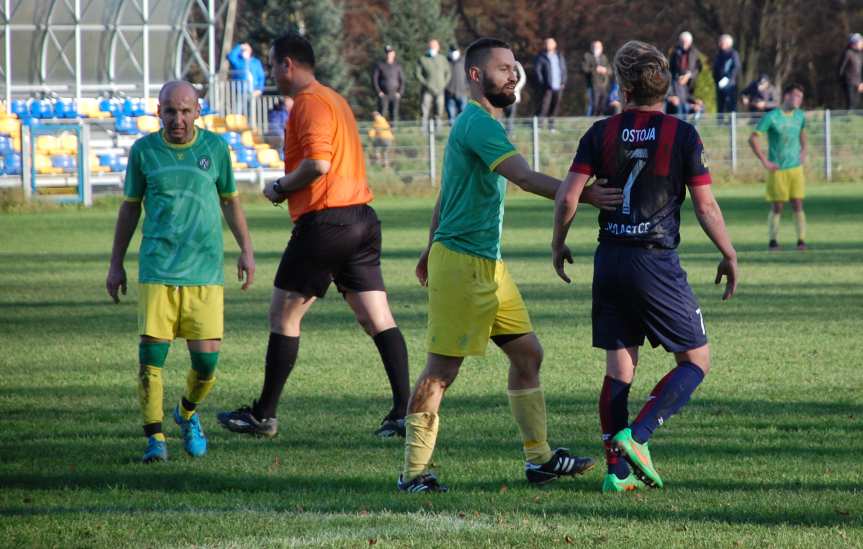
[{"x1": 622, "y1": 148, "x2": 649, "y2": 218}]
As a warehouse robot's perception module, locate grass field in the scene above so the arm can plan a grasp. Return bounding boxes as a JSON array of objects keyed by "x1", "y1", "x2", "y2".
[{"x1": 1, "y1": 181, "x2": 861, "y2": 548}]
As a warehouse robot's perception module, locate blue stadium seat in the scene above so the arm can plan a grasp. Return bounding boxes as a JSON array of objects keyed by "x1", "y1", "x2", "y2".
[
  {"x1": 11, "y1": 99, "x2": 27, "y2": 118},
  {"x1": 98, "y1": 153, "x2": 116, "y2": 167},
  {"x1": 51, "y1": 154, "x2": 76, "y2": 172},
  {"x1": 221, "y1": 131, "x2": 241, "y2": 148},
  {"x1": 0, "y1": 136, "x2": 10, "y2": 154},
  {"x1": 115, "y1": 116, "x2": 139, "y2": 135},
  {"x1": 4, "y1": 152, "x2": 21, "y2": 175},
  {"x1": 30, "y1": 100, "x2": 52, "y2": 119}
]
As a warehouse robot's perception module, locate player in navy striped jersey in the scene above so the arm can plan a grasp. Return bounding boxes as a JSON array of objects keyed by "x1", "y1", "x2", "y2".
[{"x1": 550, "y1": 41, "x2": 738, "y2": 492}]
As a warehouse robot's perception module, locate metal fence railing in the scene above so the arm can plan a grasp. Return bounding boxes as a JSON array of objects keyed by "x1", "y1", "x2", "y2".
[{"x1": 353, "y1": 110, "x2": 863, "y2": 186}]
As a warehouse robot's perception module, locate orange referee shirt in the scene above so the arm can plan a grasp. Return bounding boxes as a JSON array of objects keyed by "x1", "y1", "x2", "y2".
[{"x1": 283, "y1": 81, "x2": 372, "y2": 221}]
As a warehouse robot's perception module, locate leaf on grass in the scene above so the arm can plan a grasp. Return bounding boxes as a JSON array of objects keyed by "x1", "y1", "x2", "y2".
[
  {"x1": 499, "y1": 483, "x2": 509, "y2": 494},
  {"x1": 368, "y1": 539, "x2": 377, "y2": 545},
  {"x1": 295, "y1": 505, "x2": 304, "y2": 513},
  {"x1": 423, "y1": 500, "x2": 433, "y2": 510},
  {"x1": 533, "y1": 496, "x2": 541, "y2": 503},
  {"x1": 835, "y1": 508, "x2": 850, "y2": 517},
  {"x1": 564, "y1": 535, "x2": 574, "y2": 544},
  {"x1": 457, "y1": 512, "x2": 466, "y2": 518},
  {"x1": 359, "y1": 509, "x2": 369, "y2": 517}
]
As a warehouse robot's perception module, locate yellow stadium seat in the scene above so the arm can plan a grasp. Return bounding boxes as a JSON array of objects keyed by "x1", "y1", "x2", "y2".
[
  {"x1": 257, "y1": 148, "x2": 279, "y2": 167},
  {"x1": 232, "y1": 162, "x2": 248, "y2": 170},
  {"x1": 145, "y1": 97, "x2": 158, "y2": 115},
  {"x1": 77, "y1": 98, "x2": 111, "y2": 119},
  {"x1": 225, "y1": 114, "x2": 248, "y2": 132},
  {"x1": 137, "y1": 115, "x2": 161, "y2": 134},
  {"x1": 59, "y1": 133, "x2": 78, "y2": 155},
  {"x1": 36, "y1": 135, "x2": 59, "y2": 155},
  {"x1": 11, "y1": 135, "x2": 21, "y2": 152},
  {"x1": 0, "y1": 116, "x2": 20, "y2": 136},
  {"x1": 240, "y1": 130, "x2": 255, "y2": 148},
  {"x1": 194, "y1": 118, "x2": 205, "y2": 128}
]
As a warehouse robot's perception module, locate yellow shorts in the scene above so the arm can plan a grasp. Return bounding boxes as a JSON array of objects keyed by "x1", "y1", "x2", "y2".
[
  {"x1": 766, "y1": 166, "x2": 805, "y2": 202},
  {"x1": 426, "y1": 242, "x2": 533, "y2": 357},
  {"x1": 138, "y1": 284, "x2": 224, "y2": 341}
]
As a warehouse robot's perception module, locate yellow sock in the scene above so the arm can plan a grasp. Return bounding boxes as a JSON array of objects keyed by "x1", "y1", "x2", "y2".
[
  {"x1": 181, "y1": 369, "x2": 216, "y2": 420},
  {"x1": 793, "y1": 210, "x2": 806, "y2": 241},
  {"x1": 151, "y1": 433, "x2": 166, "y2": 442},
  {"x1": 508, "y1": 387, "x2": 553, "y2": 465},
  {"x1": 402, "y1": 412, "x2": 439, "y2": 482},
  {"x1": 768, "y1": 211, "x2": 781, "y2": 241},
  {"x1": 138, "y1": 365, "x2": 164, "y2": 427}
]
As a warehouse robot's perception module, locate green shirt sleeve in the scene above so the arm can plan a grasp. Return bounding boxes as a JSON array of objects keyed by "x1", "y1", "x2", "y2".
[
  {"x1": 465, "y1": 114, "x2": 518, "y2": 171},
  {"x1": 123, "y1": 141, "x2": 146, "y2": 201},
  {"x1": 215, "y1": 140, "x2": 238, "y2": 197},
  {"x1": 754, "y1": 110, "x2": 774, "y2": 134}
]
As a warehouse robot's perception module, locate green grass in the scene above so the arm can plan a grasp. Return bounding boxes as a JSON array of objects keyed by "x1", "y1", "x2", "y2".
[{"x1": 1, "y1": 182, "x2": 862, "y2": 547}]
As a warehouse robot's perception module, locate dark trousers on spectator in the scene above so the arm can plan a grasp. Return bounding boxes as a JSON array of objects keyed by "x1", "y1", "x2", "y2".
[
  {"x1": 587, "y1": 87, "x2": 608, "y2": 117},
  {"x1": 378, "y1": 94, "x2": 400, "y2": 126},
  {"x1": 421, "y1": 91, "x2": 445, "y2": 131},
  {"x1": 717, "y1": 86, "x2": 737, "y2": 114},
  {"x1": 844, "y1": 83, "x2": 861, "y2": 110},
  {"x1": 536, "y1": 88, "x2": 563, "y2": 129}
]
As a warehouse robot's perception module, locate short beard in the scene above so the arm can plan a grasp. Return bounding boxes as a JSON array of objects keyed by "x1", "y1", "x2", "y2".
[{"x1": 482, "y1": 75, "x2": 516, "y2": 108}]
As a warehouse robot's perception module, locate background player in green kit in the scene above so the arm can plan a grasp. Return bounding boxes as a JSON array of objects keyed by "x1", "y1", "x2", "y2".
[
  {"x1": 106, "y1": 81, "x2": 255, "y2": 463},
  {"x1": 748, "y1": 83, "x2": 808, "y2": 251}
]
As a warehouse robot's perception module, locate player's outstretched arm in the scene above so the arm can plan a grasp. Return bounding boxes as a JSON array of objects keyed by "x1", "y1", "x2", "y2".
[
  {"x1": 551, "y1": 172, "x2": 591, "y2": 283},
  {"x1": 416, "y1": 192, "x2": 442, "y2": 287},
  {"x1": 106, "y1": 201, "x2": 141, "y2": 303},
  {"x1": 220, "y1": 195, "x2": 255, "y2": 290},
  {"x1": 495, "y1": 154, "x2": 560, "y2": 199},
  {"x1": 689, "y1": 184, "x2": 738, "y2": 300},
  {"x1": 264, "y1": 159, "x2": 331, "y2": 203},
  {"x1": 748, "y1": 133, "x2": 778, "y2": 171}
]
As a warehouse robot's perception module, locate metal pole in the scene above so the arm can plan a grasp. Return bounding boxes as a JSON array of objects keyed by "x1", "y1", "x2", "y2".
[
  {"x1": 208, "y1": 0, "x2": 218, "y2": 112},
  {"x1": 428, "y1": 119, "x2": 436, "y2": 186},
  {"x1": 142, "y1": 0, "x2": 149, "y2": 102},
  {"x1": 824, "y1": 109, "x2": 832, "y2": 181},
  {"x1": 730, "y1": 111, "x2": 737, "y2": 173},
  {"x1": 79, "y1": 122, "x2": 92, "y2": 207},
  {"x1": 4, "y1": 0, "x2": 11, "y2": 108},
  {"x1": 74, "y1": 0, "x2": 82, "y2": 105},
  {"x1": 21, "y1": 123, "x2": 31, "y2": 200},
  {"x1": 532, "y1": 116, "x2": 540, "y2": 170}
]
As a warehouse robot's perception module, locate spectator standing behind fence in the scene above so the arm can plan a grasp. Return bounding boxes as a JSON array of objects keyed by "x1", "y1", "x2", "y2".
[
  {"x1": 740, "y1": 75, "x2": 778, "y2": 113},
  {"x1": 582, "y1": 40, "x2": 611, "y2": 116},
  {"x1": 373, "y1": 45, "x2": 405, "y2": 126},
  {"x1": 416, "y1": 39, "x2": 451, "y2": 131},
  {"x1": 713, "y1": 34, "x2": 741, "y2": 116},
  {"x1": 668, "y1": 32, "x2": 701, "y2": 116},
  {"x1": 227, "y1": 43, "x2": 265, "y2": 115},
  {"x1": 534, "y1": 38, "x2": 567, "y2": 130},
  {"x1": 503, "y1": 61, "x2": 527, "y2": 133},
  {"x1": 446, "y1": 46, "x2": 469, "y2": 122},
  {"x1": 838, "y1": 33, "x2": 863, "y2": 110}
]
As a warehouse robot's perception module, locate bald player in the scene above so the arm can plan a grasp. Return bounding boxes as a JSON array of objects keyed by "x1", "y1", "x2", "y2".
[{"x1": 106, "y1": 80, "x2": 255, "y2": 463}]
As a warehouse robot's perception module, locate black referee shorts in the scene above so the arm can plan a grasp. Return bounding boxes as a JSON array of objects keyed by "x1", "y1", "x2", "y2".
[{"x1": 274, "y1": 204, "x2": 386, "y2": 298}]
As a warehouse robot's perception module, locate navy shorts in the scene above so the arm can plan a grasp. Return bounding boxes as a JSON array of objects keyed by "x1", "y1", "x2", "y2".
[
  {"x1": 592, "y1": 243, "x2": 708, "y2": 352},
  {"x1": 274, "y1": 204, "x2": 386, "y2": 298}
]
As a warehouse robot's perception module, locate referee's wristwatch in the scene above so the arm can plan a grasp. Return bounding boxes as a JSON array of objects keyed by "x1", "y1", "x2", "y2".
[{"x1": 272, "y1": 179, "x2": 285, "y2": 196}]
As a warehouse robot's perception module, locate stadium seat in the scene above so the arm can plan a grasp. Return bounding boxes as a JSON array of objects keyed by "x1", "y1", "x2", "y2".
[
  {"x1": 10, "y1": 99, "x2": 27, "y2": 118},
  {"x1": 136, "y1": 115, "x2": 160, "y2": 134},
  {"x1": 115, "y1": 116, "x2": 139, "y2": 135},
  {"x1": 35, "y1": 153, "x2": 63, "y2": 175},
  {"x1": 35, "y1": 135, "x2": 59, "y2": 155},
  {"x1": 225, "y1": 114, "x2": 249, "y2": 132},
  {"x1": 51, "y1": 154, "x2": 76, "y2": 173},
  {"x1": 78, "y1": 98, "x2": 111, "y2": 119},
  {"x1": 145, "y1": 97, "x2": 158, "y2": 115},
  {"x1": 240, "y1": 130, "x2": 256, "y2": 148},
  {"x1": 0, "y1": 117, "x2": 18, "y2": 137},
  {"x1": 231, "y1": 161, "x2": 248, "y2": 170},
  {"x1": 4, "y1": 152, "x2": 21, "y2": 175},
  {"x1": 58, "y1": 133, "x2": 78, "y2": 155},
  {"x1": 257, "y1": 148, "x2": 280, "y2": 168}
]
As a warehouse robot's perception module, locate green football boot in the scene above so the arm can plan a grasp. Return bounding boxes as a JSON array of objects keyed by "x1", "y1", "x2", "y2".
[
  {"x1": 601, "y1": 472, "x2": 645, "y2": 493},
  {"x1": 611, "y1": 428, "x2": 663, "y2": 488}
]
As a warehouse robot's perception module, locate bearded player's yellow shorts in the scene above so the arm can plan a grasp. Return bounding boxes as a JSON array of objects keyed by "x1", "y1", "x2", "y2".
[
  {"x1": 426, "y1": 242, "x2": 533, "y2": 357},
  {"x1": 766, "y1": 166, "x2": 805, "y2": 202},
  {"x1": 138, "y1": 283, "x2": 224, "y2": 340}
]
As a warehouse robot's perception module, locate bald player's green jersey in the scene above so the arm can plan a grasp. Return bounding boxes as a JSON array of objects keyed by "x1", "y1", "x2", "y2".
[
  {"x1": 754, "y1": 108, "x2": 805, "y2": 170},
  {"x1": 124, "y1": 128, "x2": 237, "y2": 286}
]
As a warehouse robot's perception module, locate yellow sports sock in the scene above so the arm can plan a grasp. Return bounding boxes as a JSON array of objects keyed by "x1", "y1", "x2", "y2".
[
  {"x1": 181, "y1": 369, "x2": 216, "y2": 420},
  {"x1": 151, "y1": 433, "x2": 166, "y2": 442},
  {"x1": 793, "y1": 210, "x2": 806, "y2": 241},
  {"x1": 402, "y1": 412, "x2": 439, "y2": 482},
  {"x1": 768, "y1": 211, "x2": 781, "y2": 241},
  {"x1": 508, "y1": 387, "x2": 553, "y2": 465},
  {"x1": 138, "y1": 365, "x2": 164, "y2": 427}
]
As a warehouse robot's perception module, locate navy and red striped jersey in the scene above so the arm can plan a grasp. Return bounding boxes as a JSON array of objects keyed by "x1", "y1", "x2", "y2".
[{"x1": 570, "y1": 109, "x2": 711, "y2": 249}]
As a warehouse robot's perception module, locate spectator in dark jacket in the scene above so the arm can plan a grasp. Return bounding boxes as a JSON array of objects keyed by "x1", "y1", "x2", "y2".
[
  {"x1": 740, "y1": 75, "x2": 779, "y2": 113},
  {"x1": 838, "y1": 33, "x2": 863, "y2": 109},
  {"x1": 372, "y1": 45, "x2": 405, "y2": 126},
  {"x1": 582, "y1": 40, "x2": 611, "y2": 116},
  {"x1": 668, "y1": 31, "x2": 701, "y2": 116},
  {"x1": 534, "y1": 37, "x2": 567, "y2": 130},
  {"x1": 713, "y1": 34, "x2": 742, "y2": 115},
  {"x1": 445, "y1": 46, "x2": 468, "y2": 121}
]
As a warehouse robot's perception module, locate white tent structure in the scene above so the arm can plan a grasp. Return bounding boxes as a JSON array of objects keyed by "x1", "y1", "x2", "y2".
[{"x1": 0, "y1": 0, "x2": 227, "y2": 104}]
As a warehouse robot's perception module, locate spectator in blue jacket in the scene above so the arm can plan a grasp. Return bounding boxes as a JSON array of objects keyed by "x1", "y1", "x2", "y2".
[
  {"x1": 713, "y1": 34, "x2": 742, "y2": 115},
  {"x1": 227, "y1": 43, "x2": 265, "y2": 115}
]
